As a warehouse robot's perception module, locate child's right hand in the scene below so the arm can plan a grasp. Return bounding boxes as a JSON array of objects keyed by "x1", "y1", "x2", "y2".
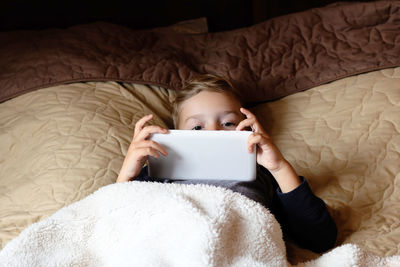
[{"x1": 116, "y1": 114, "x2": 168, "y2": 183}]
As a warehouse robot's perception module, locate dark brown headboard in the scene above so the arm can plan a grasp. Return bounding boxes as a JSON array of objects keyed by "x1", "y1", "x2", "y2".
[{"x1": 0, "y1": 0, "x2": 376, "y2": 32}]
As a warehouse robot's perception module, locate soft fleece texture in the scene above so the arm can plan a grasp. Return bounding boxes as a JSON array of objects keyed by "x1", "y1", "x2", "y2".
[{"x1": 0, "y1": 182, "x2": 398, "y2": 267}]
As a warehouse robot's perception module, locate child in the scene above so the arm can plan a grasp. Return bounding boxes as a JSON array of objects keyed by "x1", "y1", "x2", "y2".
[{"x1": 117, "y1": 74, "x2": 337, "y2": 253}]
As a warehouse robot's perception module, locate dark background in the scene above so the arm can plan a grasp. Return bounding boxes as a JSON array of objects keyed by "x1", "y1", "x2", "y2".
[{"x1": 0, "y1": 0, "x2": 377, "y2": 32}]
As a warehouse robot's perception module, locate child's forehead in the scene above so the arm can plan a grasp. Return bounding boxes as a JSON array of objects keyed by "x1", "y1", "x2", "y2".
[
  {"x1": 183, "y1": 90, "x2": 240, "y2": 105},
  {"x1": 178, "y1": 91, "x2": 242, "y2": 120}
]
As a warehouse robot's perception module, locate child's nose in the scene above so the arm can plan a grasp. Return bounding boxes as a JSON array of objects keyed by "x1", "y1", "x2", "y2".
[{"x1": 207, "y1": 123, "x2": 222, "y2": 131}]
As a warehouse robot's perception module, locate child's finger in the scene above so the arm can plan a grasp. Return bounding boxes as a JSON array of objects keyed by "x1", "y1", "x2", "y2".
[
  {"x1": 240, "y1": 107, "x2": 255, "y2": 119},
  {"x1": 136, "y1": 147, "x2": 162, "y2": 159},
  {"x1": 247, "y1": 133, "x2": 263, "y2": 153},
  {"x1": 135, "y1": 140, "x2": 168, "y2": 156},
  {"x1": 136, "y1": 125, "x2": 168, "y2": 141},
  {"x1": 134, "y1": 114, "x2": 153, "y2": 137},
  {"x1": 238, "y1": 107, "x2": 259, "y2": 131},
  {"x1": 236, "y1": 117, "x2": 255, "y2": 131},
  {"x1": 238, "y1": 107, "x2": 270, "y2": 136}
]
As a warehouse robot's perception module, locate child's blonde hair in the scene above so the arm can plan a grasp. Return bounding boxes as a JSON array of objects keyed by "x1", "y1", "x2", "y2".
[{"x1": 172, "y1": 74, "x2": 243, "y2": 128}]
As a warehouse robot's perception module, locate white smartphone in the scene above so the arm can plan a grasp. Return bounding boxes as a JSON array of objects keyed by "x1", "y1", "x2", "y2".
[{"x1": 148, "y1": 130, "x2": 256, "y2": 181}]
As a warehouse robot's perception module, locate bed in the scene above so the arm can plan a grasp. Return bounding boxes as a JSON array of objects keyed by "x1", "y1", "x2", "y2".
[{"x1": 1, "y1": 1, "x2": 399, "y2": 266}]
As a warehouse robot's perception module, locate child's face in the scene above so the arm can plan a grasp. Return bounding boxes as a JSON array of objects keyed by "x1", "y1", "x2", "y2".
[{"x1": 177, "y1": 91, "x2": 244, "y2": 130}]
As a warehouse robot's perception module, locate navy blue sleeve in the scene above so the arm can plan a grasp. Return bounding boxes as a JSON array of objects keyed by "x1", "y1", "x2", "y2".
[
  {"x1": 134, "y1": 165, "x2": 156, "y2": 182},
  {"x1": 270, "y1": 177, "x2": 337, "y2": 253}
]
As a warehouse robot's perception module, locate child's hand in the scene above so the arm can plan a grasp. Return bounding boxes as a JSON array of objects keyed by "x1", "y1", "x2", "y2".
[
  {"x1": 116, "y1": 114, "x2": 168, "y2": 183},
  {"x1": 235, "y1": 108, "x2": 285, "y2": 172},
  {"x1": 236, "y1": 108, "x2": 301, "y2": 192}
]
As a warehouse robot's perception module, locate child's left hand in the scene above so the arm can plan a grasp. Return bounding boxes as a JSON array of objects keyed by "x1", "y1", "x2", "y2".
[
  {"x1": 236, "y1": 107, "x2": 301, "y2": 193},
  {"x1": 235, "y1": 107, "x2": 286, "y2": 173}
]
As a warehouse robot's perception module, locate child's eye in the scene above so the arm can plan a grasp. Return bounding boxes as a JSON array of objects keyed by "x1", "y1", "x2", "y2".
[
  {"x1": 192, "y1": 125, "x2": 203, "y2": 130},
  {"x1": 222, "y1": 122, "x2": 236, "y2": 127}
]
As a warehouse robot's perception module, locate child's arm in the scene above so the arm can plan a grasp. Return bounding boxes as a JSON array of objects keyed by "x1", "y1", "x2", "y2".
[
  {"x1": 116, "y1": 114, "x2": 168, "y2": 183},
  {"x1": 236, "y1": 107, "x2": 301, "y2": 192},
  {"x1": 237, "y1": 108, "x2": 337, "y2": 252},
  {"x1": 266, "y1": 172, "x2": 337, "y2": 253}
]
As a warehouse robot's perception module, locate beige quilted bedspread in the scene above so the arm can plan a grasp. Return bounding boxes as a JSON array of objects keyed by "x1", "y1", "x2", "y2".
[{"x1": 1, "y1": 67, "x2": 399, "y2": 263}]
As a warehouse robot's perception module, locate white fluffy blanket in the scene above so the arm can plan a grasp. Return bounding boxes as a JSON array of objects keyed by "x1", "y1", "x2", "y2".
[{"x1": 0, "y1": 182, "x2": 399, "y2": 267}]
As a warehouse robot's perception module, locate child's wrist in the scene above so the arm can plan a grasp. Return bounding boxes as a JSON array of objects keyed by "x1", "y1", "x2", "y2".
[
  {"x1": 268, "y1": 159, "x2": 291, "y2": 175},
  {"x1": 269, "y1": 160, "x2": 301, "y2": 193},
  {"x1": 116, "y1": 171, "x2": 134, "y2": 183},
  {"x1": 116, "y1": 175, "x2": 129, "y2": 183}
]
